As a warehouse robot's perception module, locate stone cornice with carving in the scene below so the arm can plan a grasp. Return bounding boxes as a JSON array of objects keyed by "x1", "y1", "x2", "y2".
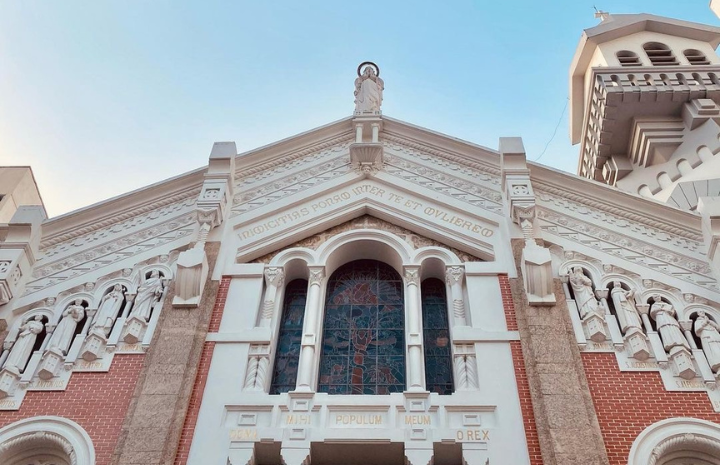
[
  {"x1": 382, "y1": 133, "x2": 501, "y2": 180},
  {"x1": 532, "y1": 166, "x2": 702, "y2": 242},
  {"x1": 232, "y1": 155, "x2": 353, "y2": 217},
  {"x1": 383, "y1": 153, "x2": 502, "y2": 214},
  {"x1": 538, "y1": 207, "x2": 716, "y2": 290},
  {"x1": 235, "y1": 134, "x2": 354, "y2": 182},
  {"x1": 41, "y1": 197, "x2": 198, "y2": 260},
  {"x1": 41, "y1": 174, "x2": 203, "y2": 248},
  {"x1": 23, "y1": 214, "x2": 196, "y2": 296}
]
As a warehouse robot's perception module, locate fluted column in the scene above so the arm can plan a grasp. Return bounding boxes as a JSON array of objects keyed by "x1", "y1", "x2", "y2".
[
  {"x1": 260, "y1": 267, "x2": 284, "y2": 327},
  {"x1": 295, "y1": 266, "x2": 325, "y2": 392},
  {"x1": 445, "y1": 265, "x2": 467, "y2": 326},
  {"x1": 404, "y1": 266, "x2": 425, "y2": 392}
]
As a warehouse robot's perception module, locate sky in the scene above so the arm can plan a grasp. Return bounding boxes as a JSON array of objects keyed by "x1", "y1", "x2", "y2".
[{"x1": 1, "y1": 1, "x2": 719, "y2": 218}]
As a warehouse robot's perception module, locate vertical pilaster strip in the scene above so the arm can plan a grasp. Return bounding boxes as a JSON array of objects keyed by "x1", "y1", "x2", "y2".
[
  {"x1": 509, "y1": 239, "x2": 610, "y2": 465},
  {"x1": 111, "y1": 243, "x2": 225, "y2": 465}
]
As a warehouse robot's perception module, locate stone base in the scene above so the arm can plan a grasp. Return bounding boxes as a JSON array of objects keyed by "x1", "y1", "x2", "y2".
[
  {"x1": 669, "y1": 346, "x2": 697, "y2": 380},
  {"x1": 0, "y1": 367, "x2": 20, "y2": 398},
  {"x1": 626, "y1": 330, "x2": 650, "y2": 361},
  {"x1": 122, "y1": 316, "x2": 147, "y2": 344},
  {"x1": 80, "y1": 332, "x2": 107, "y2": 362},
  {"x1": 583, "y1": 313, "x2": 607, "y2": 343},
  {"x1": 37, "y1": 348, "x2": 64, "y2": 380}
]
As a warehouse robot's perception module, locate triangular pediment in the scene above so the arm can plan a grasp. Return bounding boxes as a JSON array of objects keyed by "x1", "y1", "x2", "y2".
[{"x1": 250, "y1": 215, "x2": 482, "y2": 265}]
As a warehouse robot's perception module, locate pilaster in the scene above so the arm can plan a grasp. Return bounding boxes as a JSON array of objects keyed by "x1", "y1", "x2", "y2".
[
  {"x1": 111, "y1": 242, "x2": 222, "y2": 465},
  {"x1": 509, "y1": 238, "x2": 610, "y2": 464}
]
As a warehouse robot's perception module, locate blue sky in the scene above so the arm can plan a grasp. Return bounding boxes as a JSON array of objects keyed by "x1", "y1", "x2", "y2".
[{"x1": 1, "y1": 1, "x2": 718, "y2": 217}]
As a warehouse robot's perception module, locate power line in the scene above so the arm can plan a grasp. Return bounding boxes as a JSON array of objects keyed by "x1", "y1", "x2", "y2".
[{"x1": 533, "y1": 97, "x2": 569, "y2": 162}]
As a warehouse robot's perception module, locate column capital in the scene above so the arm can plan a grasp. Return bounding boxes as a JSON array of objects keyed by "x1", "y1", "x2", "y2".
[
  {"x1": 445, "y1": 265, "x2": 464, "y2": 285},
  {"x1": 403, "y1": 266, "x2": 420, "y2": 286},
  {"x1": 307, "y1": 267, "x2": 325, "y2": 286},
  {"x1": 264, "y1": 267, "x2": 285, "y2": 287}
]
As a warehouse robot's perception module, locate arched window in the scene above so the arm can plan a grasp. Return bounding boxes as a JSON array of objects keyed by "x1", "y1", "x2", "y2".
[
  {"x1": 269, "y1": 279, "x2": 308, "y2": 394},
  {"x1": 617, "y1": 50, "x2": 641, "y2": 67},
  {"x1": 643, "y1": 42, "x2": 679, "y2": 66},
  {"x1": 0, "y1": 416, "x2": 95, "y2": 465},
  {"x1": 421, "y1": 278, "x2": 453, "y2": 394},
  {"x1": 318, "y1": 260, "x2": 405, "y2": 395},
  {"x1": 685, "y1": 49, "x2": 710, "y2": 65}
]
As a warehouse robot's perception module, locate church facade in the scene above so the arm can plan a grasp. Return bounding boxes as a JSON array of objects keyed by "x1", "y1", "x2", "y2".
[{"x1": 4, "y1": 9, "x2": 720, "y2": 465}]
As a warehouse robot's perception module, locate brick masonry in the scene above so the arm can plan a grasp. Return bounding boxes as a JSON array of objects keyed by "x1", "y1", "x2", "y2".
[
  {"x1": 582, "y1": 352, "x2": 720, "y2": 464},
  {"x1": 174, "y1": 275, "x2": 229, "y2": 465},
  {"x1": 0, "y1": 354, "x2": 145, "y2": 465},
  {"x1": 499, "y1": 274, "x2": 543, "y2": 465}
]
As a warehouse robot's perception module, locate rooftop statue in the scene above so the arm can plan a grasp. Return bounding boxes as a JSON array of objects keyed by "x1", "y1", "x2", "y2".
[{"x1": 354, "y1": 62, "x2": 384, "y2": 114}]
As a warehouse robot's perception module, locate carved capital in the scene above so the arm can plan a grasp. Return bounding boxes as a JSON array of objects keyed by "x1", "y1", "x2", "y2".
[
  {"x1": 404, "y1": 267, "x2": 420, "y2": 286},
  {"x1": 308, "y1": 267, "x2": 325, "y2": 286},
  {"x1": 264, "y1": 267, "x2": 285, "y2": 288},
  {"x1": 445, "y1": 266, "x2": 464, "y2": 286}
]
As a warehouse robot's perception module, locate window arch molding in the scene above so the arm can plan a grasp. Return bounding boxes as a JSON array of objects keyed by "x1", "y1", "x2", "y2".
[
  {"x1": 0, "y1": 416, "x2": 96, "y2": 465},
  {"x1": 628, "y1": 417, "x2": 720, "y2": 465},
  {"x1": 558, "y1": 259, "x2": 603, "y2": 284},
  {"x1": 639, "y1": 288, "x2": 683, "y2": 310},
  {"x1": 266, "y1": 228, "x2": 464, "y2": 393},
  {"x1": 598, "y1": 272, "x2": 638, "y2": 290},
  {"x1": 4, "y1": 307, "x2": 54, "y2": 346},
  {"x1": 682, "y1": 304, "x2": 720, "y2": 322}
]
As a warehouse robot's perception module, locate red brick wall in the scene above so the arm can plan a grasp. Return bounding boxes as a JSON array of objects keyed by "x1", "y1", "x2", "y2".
[
  {"x1": 0, "y1": 354, "x2": 145, "y2": 465},
  {"x1": 582, "y1": 352, "x2": 720, "y2": 464},
  {"x1": 499, "y1": 275, "x2": 543, "y2": 465},
  {"x1": 174, "y1": 276, "x2": 230, "y2": 465}
]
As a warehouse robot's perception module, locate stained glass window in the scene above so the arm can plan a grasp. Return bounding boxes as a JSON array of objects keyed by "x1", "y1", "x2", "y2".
[
  {"x1": 422, "y1": 278, "x2": 454, "y2": 395},
  {"x1": 269, "y1": 279, "x2": 308, "y2": 394},
  {"x1": 318, "y1": 260, "x2": 406, "y2": 395}
]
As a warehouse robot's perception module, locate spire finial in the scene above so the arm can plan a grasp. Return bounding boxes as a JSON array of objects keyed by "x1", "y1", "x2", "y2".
[{"x1": 593, "y1": 6, "x2": 611, "y2": 22}]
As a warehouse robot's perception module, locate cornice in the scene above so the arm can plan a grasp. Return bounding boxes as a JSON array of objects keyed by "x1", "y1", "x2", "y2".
[
  {"x1": 235, "y1": 117, "x2": 354, "y2": 179},
  {"x1": 531, "y1": 164, "x2": 703, "y2": 242},
  {"x1": 382, "y1": 117, "x2": 501, "y2": 177},
  {"x1": 41, "y1": 168, "x2": 205, "y2": 248}
]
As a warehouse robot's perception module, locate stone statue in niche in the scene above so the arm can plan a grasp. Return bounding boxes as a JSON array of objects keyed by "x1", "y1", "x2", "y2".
[
  {"x1": 650, "y1": 296, "x2": 689, "y2": 351},
  {"x1": 129, "y1": 270, "x2": 164, "y2": 321},
  {"x1": 48, "y1": 300, "x2": 85, "y2": 354},
  {"x1": 3, "y1": 315, "x2": 44, "y2": 373},
  {"x1": 569, "y1": 267, "x2": 602, "y2": 318},
  {"x1": 354, "y1": 62, "x2": 384, "y2": 113},
  {"x1": 92, "y1": 284, "x2": 124, "y2": 337},
  {"x1": 694, "y1": 310, "x2": 720, "y2": 372},
  {"x1": 610, "y1": 281, "x2": 643, "y2": 333}
]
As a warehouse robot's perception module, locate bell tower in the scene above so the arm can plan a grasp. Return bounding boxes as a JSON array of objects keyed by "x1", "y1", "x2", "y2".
[{"x1": 569, "y1": 13, "x2": 720, "y2": 210}]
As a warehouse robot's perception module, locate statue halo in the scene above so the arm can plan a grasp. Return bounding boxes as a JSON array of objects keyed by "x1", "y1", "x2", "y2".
[{"x1": 357, "y1": 61, "x2": 380, "y2": 78}]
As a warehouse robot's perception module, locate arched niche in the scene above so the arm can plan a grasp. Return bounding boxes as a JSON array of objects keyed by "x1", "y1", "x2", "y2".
[
  {"x1": 558, "y1": 260, "x2": 603, "y2": 285},
  {"x1": 0, "y1": 416, "x2": 95, "y2": 465},
  {"x1": 628, "y1": 417, "x2": 720, "y2": 465},
  {"x1": 316, "y1": 230, "x2": 413, "y2": 277}
]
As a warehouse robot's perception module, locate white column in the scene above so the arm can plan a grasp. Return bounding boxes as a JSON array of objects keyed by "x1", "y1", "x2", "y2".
[
  {"x1": 355, "y1": 123, "x2": 363, "y2": 143},
  {"x1": 260, "y1": 267, "x2": 284, "y2": 327},
  {"x1": 371, "y1": 123, "x2": 380, "y2": 143},
  {"x1": 295, "y1": 266, "x2": 325, "y2": 392},
  {"x1": 445, "y1": 265, "x2": 467, "y2": 326},
  {"x1": 404, "y1": 266, "x2": 425, "y2": 392}
]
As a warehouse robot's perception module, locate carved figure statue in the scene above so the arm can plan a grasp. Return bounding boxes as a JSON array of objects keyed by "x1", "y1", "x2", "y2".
[
  {"x1": 354, "y1": 64, "x2": 384, "y2": 113},
  {"x1": 610, "y1": 281, "x2": 643, "y2": 334},
  {"x1": 48, "y1": 299, "x2": 85, "y2": 355},
  {"x1": 129, "y1": 271, "x2": 164, "y2": 321},
  {"x1": 694, "y1": 310, "x2": 720, "y2": 372},
  {"x1": 568, "y1": 267, "x2": 602, "y2": 318},
  {"x1": 92, "y1": 284, "x2": 124, "y2": 337},
  {"x1": 650, "y1": 296, "x2": 689, "y2": 351},
  {"x1": 3, "y1": 315, "x2": 44, "y2": 373}
]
